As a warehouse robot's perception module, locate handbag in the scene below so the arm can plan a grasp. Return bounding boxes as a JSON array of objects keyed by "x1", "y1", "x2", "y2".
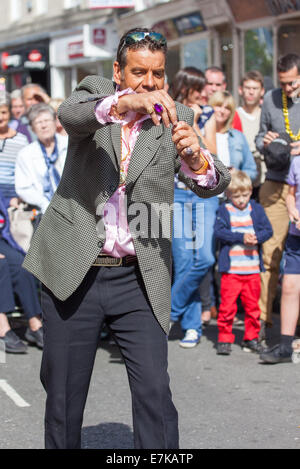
[{"x1": 7, "y1": 203, "x2": 35, "y2": 253}]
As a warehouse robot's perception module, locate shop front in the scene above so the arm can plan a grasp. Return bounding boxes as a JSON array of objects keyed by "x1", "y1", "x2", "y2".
[
  {"x1": 227, "y1": 0, "x2": 300, "y2": 90},
  {"x1": 0, "y1": 40, "x2": 50, "y2": 93},
  {"x1": 50, "y1": 20, "x2": 119, "y2": 99}
]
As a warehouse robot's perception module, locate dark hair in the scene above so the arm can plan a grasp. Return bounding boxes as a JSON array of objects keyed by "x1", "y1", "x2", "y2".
[
  {"x1": 277, "y1": 53, "x2": 300, "y2": 74},
  {"x1": 205, "y1": 66, "x2": 226, "y2": 83},
  {"x1": 170, "y1": 67, "x2": 205, "y2": 104},
  {"x1": 116, "y1": 27, "x2": 168, "y2": 70},
  {"x1": 240, "y1": 70, "x2": 264, "y2": 88}
]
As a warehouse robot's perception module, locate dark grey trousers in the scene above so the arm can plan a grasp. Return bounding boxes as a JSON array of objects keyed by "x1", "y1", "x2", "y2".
[{"x1": 40, "y1": 264, "x2": 179, "y2": 449}]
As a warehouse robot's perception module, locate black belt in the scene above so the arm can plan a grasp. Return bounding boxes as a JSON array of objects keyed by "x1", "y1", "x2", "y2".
[{"x1": 92, "y1": 254, "x2": 138, "y2": 267}]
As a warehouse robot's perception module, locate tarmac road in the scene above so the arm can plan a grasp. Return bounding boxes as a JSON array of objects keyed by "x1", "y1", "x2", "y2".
[{"x1": 0, "y1": 314, "x2": 300, "y2": 449}]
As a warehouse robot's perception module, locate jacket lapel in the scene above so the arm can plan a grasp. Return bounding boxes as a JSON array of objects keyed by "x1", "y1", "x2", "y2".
[
  {"x1": 110, "y1": 123, "x2": 122, "y2": 170},
  {"x1": 126, "y1": 119, "x2": 163, "y2": 186}
]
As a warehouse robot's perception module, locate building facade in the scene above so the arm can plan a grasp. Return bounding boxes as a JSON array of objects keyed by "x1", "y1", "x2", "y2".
[{"x1": 0, "y1": 0, "x2": 299, "y2": 100}]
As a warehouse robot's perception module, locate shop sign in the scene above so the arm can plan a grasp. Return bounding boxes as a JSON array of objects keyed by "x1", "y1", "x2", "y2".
[
  {"x1": 24, "y1": 49, "x2": 47, "y2": 70},
  {"x1": 1, "y1": 52, "x2": 22, "y2": 70},
  {"x1": 93, "y1": 28, "x2": 106, "y2": 46},
  {"x1": 88, "y1": 0, "x2": 134, "y2": 8},
  {"x1": 68, "y1": 41, "x2": 84, "y2": 59},
  {"x1": 0, "y1": 48, "x2": 47, "y2": 71},
  {"x1": 153, "y1": 12, "x2": 206, "y2": 41},
  {"x1": 266, "y1": 0, "x2": 300, "y2": 15}
]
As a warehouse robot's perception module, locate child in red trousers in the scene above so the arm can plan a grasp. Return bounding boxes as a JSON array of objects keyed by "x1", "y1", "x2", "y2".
[{"x1": 214, "y1": 171, "x2": 273, "y2": 355}]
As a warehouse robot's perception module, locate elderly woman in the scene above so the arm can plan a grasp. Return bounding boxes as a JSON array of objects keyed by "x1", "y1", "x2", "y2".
[
  {"x1": 0, "y1": 92, "x2": 29, "y2": 208},
  {"x1": 15, "y1": 103, "x2": 68, "y2": 214}
]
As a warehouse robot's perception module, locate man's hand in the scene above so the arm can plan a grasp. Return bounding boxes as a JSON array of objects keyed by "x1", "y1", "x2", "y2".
[
  {"x1": 172, "y1": 121, "x2": 203, "y2": 171},
  {"x1": 189, "y1": 103, "x2": 202, "y2": 126},
  {"x1": 288, "y1": 206, "x2": 300, "y2": 224},
  {"x1": 263, "y1": 131, "x2": 279, "y2": 147},
  {"x1": 243, "y1": 233, "x2": 258, "y2": 246},
  {"x1": 9, "y1": 197, "x2": 20, "y2": 209},
  {"x1": 117, "y1": 90, "x2": 178, "y2": 128},
  {"x1": 33, "y1": 90, "x2": 51, "y2": 104},
  {"x1": 0, "y1": 254, "x2": 5, "y2": 259},
  {"x1": 290, "y1": 141, "x2": 300, "y2": 156}
]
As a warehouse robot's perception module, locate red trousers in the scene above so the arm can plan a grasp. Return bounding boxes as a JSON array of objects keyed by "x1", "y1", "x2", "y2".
[{"x1": 217, "y1": 273, "x2": 261, "y2": 343}]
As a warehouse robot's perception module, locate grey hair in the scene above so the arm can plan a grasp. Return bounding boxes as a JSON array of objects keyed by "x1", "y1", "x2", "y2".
[
  {"x1": 0, "y1": 91, "x2": 11, "y2": 108},
  {"x1": 27, "y1": 103, "x2": 56, "y2": 126},
  {"x1": 21, "y1": 83, "x2": 46, "y2": 100},
  {"x1": 10, "y1": 89, "x2": 22, "y2": 100}
]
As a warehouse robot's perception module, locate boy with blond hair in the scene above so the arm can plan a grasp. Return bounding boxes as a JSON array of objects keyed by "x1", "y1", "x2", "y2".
[{"x1": 214, "y1": 171, "x2": 273, "y2": 355}]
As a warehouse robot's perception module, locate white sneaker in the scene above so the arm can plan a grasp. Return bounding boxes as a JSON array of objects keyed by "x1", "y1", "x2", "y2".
[{"x1": 179, "y1": 329, "x2": 200, "y2": 348}]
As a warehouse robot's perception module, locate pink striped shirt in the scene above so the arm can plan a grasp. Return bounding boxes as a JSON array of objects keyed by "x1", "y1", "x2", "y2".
[{"x1": 95, "y1": 88, "x2": 217, "y2": 257}]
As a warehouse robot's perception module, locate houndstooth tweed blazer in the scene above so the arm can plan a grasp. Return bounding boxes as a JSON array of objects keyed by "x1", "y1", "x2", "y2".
[{"x1": 23, "y1": 75, "x2": 231, "y2": 334}]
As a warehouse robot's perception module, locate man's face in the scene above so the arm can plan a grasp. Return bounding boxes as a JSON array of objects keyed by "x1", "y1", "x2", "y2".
[
  {"x1": 279, "y1": 66, "x2": 300, "y2": 98},
  {"x1": 23, "y1": 86, "x2": 43, "y2": 111},
  {"x1": 113, "y1": 48, "x2": 165, "y2": 93},
  {"x1": 11, "y1": 98, "x2": 25, "y2": 120},
  {"x1": 239, "y1": 79, "x2": 264, "y2": 107},
  {"x1": 204, "y1": 70, "x2": 226, "y2": 99}
]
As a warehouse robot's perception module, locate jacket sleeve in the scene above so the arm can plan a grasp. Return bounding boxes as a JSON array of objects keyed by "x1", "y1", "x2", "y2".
[
  {"x1": 241, "y1": 133, "x2": 257, "y2": 181},
  {"x1": 255, "y1": 92, "x2": 272, "y2": 155},
  {"x1": 176, "y1": 104, "x2": 231, "y2": 198},
  {"x1": 253, "y1": 203, "x2": 273, "y2": 244},
  {"x1": 58, "y1": 75, "x2": 115, "y2": 141},
  {"x1": 214, "y1": 205, "x2": 245, "y2": 245}
]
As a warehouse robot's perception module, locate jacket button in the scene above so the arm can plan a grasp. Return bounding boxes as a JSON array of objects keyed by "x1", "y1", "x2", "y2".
[
  {"x1": 110, "y1": 184, "x2": 116, "y2": 191},
  {"x1": 97, "y1": 241, "x2": 103, "y2": 248}
]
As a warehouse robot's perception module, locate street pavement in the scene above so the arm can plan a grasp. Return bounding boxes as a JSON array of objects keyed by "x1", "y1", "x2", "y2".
[{"x1": 0, "y1": 313, "x2": 300, "y2": 450}]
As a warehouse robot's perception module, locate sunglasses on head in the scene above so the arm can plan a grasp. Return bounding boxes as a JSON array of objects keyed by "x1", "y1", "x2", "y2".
[{"x1": 123, "y1": 31, "x2": 167, "y2": 47}]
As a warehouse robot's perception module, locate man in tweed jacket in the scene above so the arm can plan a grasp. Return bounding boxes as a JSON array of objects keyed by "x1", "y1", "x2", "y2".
[{"x1": 23, "y1": 28, "x2": 230, "y2": 449}]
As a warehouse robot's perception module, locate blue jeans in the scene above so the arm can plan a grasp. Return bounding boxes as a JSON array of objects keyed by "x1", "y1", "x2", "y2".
[{"x1": 171, "y1": 188, "x2": 218, "y2": 335}]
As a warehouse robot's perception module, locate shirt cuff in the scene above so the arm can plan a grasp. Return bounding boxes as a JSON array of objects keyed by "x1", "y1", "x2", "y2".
[
  {"x1": 94, "y1": 88, "x2": 137, "y2": 125},
  {"x1": 180, "y1": 149, "x2": 218, "y2": 188}
]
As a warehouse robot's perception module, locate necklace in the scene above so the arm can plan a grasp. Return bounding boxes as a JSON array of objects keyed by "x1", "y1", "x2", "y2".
[{"x1": 282, "y1": 90, "x2": 300, "y2": 141}]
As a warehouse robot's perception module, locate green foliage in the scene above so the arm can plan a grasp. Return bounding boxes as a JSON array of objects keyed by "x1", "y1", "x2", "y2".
[{"x1": 245, "y1": 29, "x2": 273, "y2": 77}]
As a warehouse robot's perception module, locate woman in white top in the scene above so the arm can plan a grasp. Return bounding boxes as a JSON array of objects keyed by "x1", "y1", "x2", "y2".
[{"x1": 15, "y1": 103, "x2": 68, "y2": 214}]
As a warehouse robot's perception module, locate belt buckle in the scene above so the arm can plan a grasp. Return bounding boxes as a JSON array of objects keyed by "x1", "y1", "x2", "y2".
[
  {"x1": 92, "y1": 254, "x2": 123, "y2": 267},
  {"x1": 114, "y1": 257, "x2": 123, "y2": 267}
]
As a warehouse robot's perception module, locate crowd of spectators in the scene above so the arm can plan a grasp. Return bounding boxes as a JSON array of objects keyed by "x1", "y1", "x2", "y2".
[{"x1": 1, "y1": 52, "x2": 300, "y2": 365}]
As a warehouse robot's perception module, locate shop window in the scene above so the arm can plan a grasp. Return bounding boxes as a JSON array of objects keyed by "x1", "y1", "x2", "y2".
[
  {"x1": 215, "y1": 24, "x2": 233, "y2": 92},
  {"x1": 278, "y1": 24, "x2": 300, "y2": 58},
  {"x1": 244, "y1": 27, "x2": 273, "y2": 83},
  {"x1": 183, "y1": 38, "x2": 209, "y2": 72}
]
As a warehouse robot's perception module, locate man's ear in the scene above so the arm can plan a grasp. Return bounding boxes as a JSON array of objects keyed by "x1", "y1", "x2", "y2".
[
  {"x1": 238, "y1": 86, "x2": 243, "y2": 96},
  {"x1": 113, "y1": 61, "x2": 121, "y2": 85}
]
